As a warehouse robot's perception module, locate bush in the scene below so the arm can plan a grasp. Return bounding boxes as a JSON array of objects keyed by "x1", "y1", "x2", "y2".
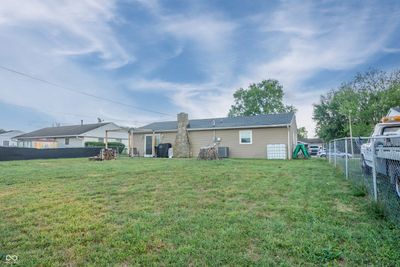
[{"x1": 85, "y1": 141, "x2": 125, "y2": 154}]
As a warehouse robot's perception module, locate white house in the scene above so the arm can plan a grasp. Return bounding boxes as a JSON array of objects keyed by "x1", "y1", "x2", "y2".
[
  {"x1": 0, "y1": 130, "x2": 24, "y2": 147},
  {"x1": 16, "y1": 122, "x2": 128, "y2": 149}
]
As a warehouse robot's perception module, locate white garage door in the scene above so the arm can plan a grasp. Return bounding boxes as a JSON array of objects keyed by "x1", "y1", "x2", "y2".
[{"x1": 267, "y1": 144, "x2": 287, "y2": 159}]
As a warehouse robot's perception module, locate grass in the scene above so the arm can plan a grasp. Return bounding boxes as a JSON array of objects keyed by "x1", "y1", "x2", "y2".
[{"x1": 0, "y1": 158, "x2": 399, "y2": 266}]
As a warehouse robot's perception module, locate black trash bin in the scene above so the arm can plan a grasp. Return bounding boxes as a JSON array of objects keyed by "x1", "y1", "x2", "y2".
[{"x1": 156, "y1": 143, "x2": 172, "y2": 158}]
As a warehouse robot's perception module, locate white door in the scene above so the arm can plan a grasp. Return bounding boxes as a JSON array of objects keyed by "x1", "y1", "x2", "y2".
[{"x1": 144, "y1": 134, "x2": 160, "y2": 157}]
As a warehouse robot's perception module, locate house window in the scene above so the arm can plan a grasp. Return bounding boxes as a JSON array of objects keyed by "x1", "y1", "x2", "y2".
[
  {"x1": 65, "y1": 138, "x2": 70, "y2": 145},
  {"x1": 3, "y1": 140, "x2": 9, "y2": 147},
  {"x1": 239, "y1": 130, "x2": 252, "y2": 144},
  {"x1": 98, "y1": 138, "x2": 104, "y2": 143}
]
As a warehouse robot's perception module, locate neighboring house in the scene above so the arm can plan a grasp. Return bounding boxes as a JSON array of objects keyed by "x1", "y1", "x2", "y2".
[
  {"x1": 298, "y1": 138, "x2": 325, "y2": 156},
  {"x1": 298, "y1": 138, "x2": 325, "y2": 148},
  {"x1": 130, "y1": 112, "x2": 297, "y2": 159},
  {"x1": 0, "y1": 130, "x2": 25, "y2": 147},
  {"x1": 16, "y1": 122, "x2": 128, "y2": 149}
]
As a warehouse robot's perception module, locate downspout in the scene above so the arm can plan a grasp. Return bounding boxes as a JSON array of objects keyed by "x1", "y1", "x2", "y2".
[
  {"x1": 152, "y1": 131, "x2": 156, "y2": 157},
  {"x1": 130, "y1": 130, "x2": 134, "y2": 157},
  {"x1": 287, "y1": 125, "x2": 291, "y2": 160},
  {"x1": 105, "y1": 130, "x2": 108, "y2": 149},
  {"x1": 212, "y1": 119, "x2": 216, "y2": 142},
  {"x1": 128, "y1": 129, "x2": 132, "y2": 157}
]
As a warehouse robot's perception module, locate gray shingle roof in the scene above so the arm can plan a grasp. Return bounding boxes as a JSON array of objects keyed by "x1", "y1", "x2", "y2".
[
  {"x1": 299, "y1": 138, "x2": 324, "y2": 144},
  {"x1": 17, "y1": 123, "x2": 110, "y2": 139},
  {"x1": 139, "y1": 112, "x2": 295, "y2": 131}
]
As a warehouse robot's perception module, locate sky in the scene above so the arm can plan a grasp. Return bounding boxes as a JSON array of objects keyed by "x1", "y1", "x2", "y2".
[{"x1": 1, "y1": 0, "x2": 400, "y2": 137}]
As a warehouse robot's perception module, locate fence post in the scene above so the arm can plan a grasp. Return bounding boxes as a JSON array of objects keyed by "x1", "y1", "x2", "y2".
[
  {"x1": 328, "y1": 142, "x2": 330, "y2": 163},
  {"x1": 345, "y1": 138, "x2": 349, "y2": 179},
  {"x1": 334, "y1": 139, "x2": 337, "y2": 167},
  {"x1": 372, "y1": 141, "x2": 378, "y2": 202},
  {"x1": 326, "y1": 141, "x2": 331, "y2": 163}
]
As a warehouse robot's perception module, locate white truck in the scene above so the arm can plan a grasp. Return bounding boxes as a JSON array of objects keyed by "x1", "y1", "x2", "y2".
[{"x1": 361, "y1": 108, "x2": 400, "y2": 197}]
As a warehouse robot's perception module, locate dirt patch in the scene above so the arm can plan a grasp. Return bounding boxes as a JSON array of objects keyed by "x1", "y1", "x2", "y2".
[{"x1": 335, "y1": 200, "x2": 354, "y2": 213}]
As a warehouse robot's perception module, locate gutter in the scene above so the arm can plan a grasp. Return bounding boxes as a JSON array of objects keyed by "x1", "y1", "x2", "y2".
[
  {"x1": 287, "y1": 125, "x2": 291, "y2": 160},
  {"x1": 16, "y1": 134, "x2": 128, "y2": 140}
]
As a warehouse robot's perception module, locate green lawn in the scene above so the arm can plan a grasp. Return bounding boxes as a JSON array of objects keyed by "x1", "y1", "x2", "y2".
[{"x1": 0, "y1": 158, "x2": 399, "y2": 266}]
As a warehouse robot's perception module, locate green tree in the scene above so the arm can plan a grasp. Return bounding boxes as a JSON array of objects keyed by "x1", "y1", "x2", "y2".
[
  {"x1": 228, "y1": 79, "x2": 296, "y2": 117},
  {"x1": 313, "y1": 69, "x2": 400, "y2": 141},
  {"x1": 313, "y1": 90, "x2": 347, "y2": 141},
  {"x1": 297, "y1": 127, "x2": 308, "y2": 139}
]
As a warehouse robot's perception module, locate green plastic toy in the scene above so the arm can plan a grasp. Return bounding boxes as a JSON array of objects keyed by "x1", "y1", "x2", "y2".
[{"x1": 292, "y1": 143, "x2": 310, "y2": 159}]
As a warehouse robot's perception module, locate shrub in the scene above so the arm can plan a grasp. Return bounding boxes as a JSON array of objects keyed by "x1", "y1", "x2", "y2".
[{"x1": 85, "y1": 141, "x2": 125, "y2": 154}]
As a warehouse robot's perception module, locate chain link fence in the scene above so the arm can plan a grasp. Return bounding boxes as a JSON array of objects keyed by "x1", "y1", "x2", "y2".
[{"x1": 327, "y1": 135, "x2": 400, "y2": 223}]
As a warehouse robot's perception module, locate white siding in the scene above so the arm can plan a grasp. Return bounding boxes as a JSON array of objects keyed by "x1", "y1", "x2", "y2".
[
  {"x1": 0, "y1": 131, "x2": 24, "y2": 147},
  {"x1": 14, "y1": 123, "x2": 129, "y2": 148},
  {"x1": 56, "y1": 137, "x2": 84, "y2": 148},
  {"x1": 83, "y1": 123, "x2": 129, "y2": 147}
]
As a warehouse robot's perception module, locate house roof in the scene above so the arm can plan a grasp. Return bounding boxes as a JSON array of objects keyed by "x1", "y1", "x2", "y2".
[
  {"x1": 0, "y1": 130, "x2": 24, "y2": 137},
  {"x1": 16, "y1": 123, "x2": 110, "y2": 139},
  {"x1": 138, "y1": 112, "x2": 295, "y2": 132},
  {"x1": 299, "y1": 138, "x2": 324, "y2": 144}
]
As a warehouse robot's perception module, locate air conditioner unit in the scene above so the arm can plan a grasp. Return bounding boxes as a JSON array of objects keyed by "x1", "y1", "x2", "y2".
[{"x1": 218, "y1": 147, "x2": 229, "y2": 158}]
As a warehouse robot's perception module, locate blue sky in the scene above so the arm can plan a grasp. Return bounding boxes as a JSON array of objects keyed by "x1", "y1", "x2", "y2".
[{"x1": 1, "y1": 0, "x2": 400, "y2": 136}]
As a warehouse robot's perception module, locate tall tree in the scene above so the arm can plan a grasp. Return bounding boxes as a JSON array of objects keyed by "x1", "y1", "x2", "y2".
[
  {"x1": 297, "y1": 127, "x2": 308, "y2": 139},
  {"x1": 313, "y1": 69, "x2": 400, "y2": 141},
  {"x1": 228, "y1": 79, "x2": 296, "y2": 117}
]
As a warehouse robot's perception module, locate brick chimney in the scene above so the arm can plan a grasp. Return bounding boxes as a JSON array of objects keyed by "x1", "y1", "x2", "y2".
[{"x1": 174, "y1": 112, "x2": 190, "y2": 157}]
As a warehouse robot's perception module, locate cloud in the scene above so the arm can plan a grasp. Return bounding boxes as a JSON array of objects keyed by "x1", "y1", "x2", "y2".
[
  {"x1": 135, "y1": 0, "x2": 237, "y2": 82},
  {"x1": 382, "y1": 47, "x2": 400, "y2": 53},
  {"x1": 250, "y1": 1, "x2": 398, "y2": 86},
  {"x1": 0, "y1": 0, "x2": 132, "y2": 69},
  {"x1": 1, "y1": 0, "x2": 400, "y2": 136},
  {"x1": 235, "y1": 1, "x2": 400, "y2": 135},
  {"x1": 0, "y1": 0, "x2": 146, "y2": 130},
  {"x1": 127, "y1": 0, "x2": 400, "y2": 136}
]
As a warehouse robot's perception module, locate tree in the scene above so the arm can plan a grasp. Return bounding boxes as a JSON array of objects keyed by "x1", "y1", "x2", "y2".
[
  {"x1": 297, "y1": 127, "x2": 308, "y2": 139},
  {"x1": 313, "y1": 69, "x2": 400, "y2": 141},
  {"x1": 228, "y1": 79, "x2": 296, "y2": 117},
  {"x1": 313, "y1": 90, "x2": 347, "y2": 141}
]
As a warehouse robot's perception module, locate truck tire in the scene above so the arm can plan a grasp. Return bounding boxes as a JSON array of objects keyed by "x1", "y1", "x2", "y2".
[
  {"x1": 388, "y1": 162, "x2": 400, "y2": 198},
  {"x1": 361, "y1": 155, "x2": 371, "y2": 175},
  {"x1": 395, "y1": 177, "x2": 400, "y2": 198}
]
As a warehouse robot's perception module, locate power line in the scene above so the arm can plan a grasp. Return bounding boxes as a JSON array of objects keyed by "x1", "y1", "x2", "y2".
[
  {"x1": 49, "y1": 110, "x2": 155, "y2": 125},
  {"x1": 0, "y1": 65, "x2": 174, "y2": 117},
  {"x1": 6, "y1": 102, "x2": 155, "y2": 126}
]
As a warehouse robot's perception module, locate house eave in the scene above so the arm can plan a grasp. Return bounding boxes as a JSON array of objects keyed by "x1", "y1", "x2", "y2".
[
  {"x1": 16, "y1": 134, "x2": 84, "y2": 140},
  {"x1": 17, "y1": 134, "x2": 129, "y2": 140},
  {"x1": 133, "y1": 123, "x2": 290, "y2": 134}
]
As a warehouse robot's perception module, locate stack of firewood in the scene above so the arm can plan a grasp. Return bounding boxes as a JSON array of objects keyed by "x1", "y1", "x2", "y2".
[
  {"x1": 197, "y1": 145, "x2": 219, "y2": 160},
  {"x1": 101, "y1": 148, "x2": 117, "y2": 160}
]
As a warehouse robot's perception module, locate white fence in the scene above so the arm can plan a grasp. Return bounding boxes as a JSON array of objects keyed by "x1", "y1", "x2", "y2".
[{"x1": 327, "y1": 136, "x2": 400, "y2": 223}]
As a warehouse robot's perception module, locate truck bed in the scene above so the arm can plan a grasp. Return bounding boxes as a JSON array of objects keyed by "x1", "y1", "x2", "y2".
[{"x1": 375, "y1": 146, "x2": 400, "y2": 161}]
